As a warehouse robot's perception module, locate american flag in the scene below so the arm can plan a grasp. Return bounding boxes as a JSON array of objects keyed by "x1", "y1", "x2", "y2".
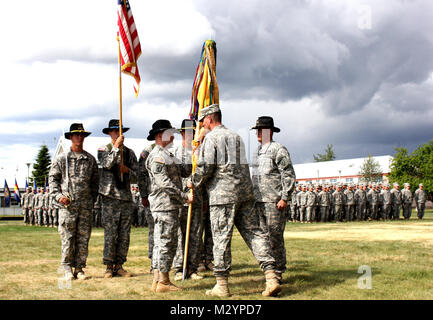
[{"x1": 117, "y1": 0, "x2": 142, "y2": 96}]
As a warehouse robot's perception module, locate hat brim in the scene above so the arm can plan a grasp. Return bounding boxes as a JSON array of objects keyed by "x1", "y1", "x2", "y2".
[
  {"x1": 102, "y1": 127, "x2": 130, "y2": 135},
  {"x1": 65, "y1": 131, "x2": 91, "y2": 140},
  {"x1": 250, "y1": 125, "x2": 280, "y2": 133},
  {"x1": 147, "y1": 127, "x2": 177, "y2": 141}
]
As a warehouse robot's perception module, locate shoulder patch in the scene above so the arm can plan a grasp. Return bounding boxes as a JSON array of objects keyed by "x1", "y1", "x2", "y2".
[{"x1": 155, "y1": 157, "x2": 165, "y2": 164}]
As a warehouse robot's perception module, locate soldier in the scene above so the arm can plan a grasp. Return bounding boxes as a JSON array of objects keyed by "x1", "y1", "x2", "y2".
[
  {"x1": 318, "y1": 184, "x2": 330, "y2": 222},
  {"x1": 198, "y1": 195, "x2": 214, "y2": 272},
  {"x1": 144, "y1": 119, "x2": 193, "y2": 293},
  {"x1": 289, "y1": 186, "x2": 299, "y2": 222},
  {"x1": 98, "y1": 119, "x2": 138, "y2": 279},
  {"x1": 92, "y1": 194, "x2": 102, "y2": 228},
  {"x1": 33, "y1": 187, "x2": 44, "y2": 226},
  {"x1": 251, "y1": 116, "x2": 296, "y2": 283},
  {"x1": 344, "y1": 184, "x2": 356, "y2": 222},
  {"x1": 401, "y1": 183, "x2": 413, "y2": 220},
  {"x1": 130, "y1": 185, "x2": 139, "y2": 227},
  {"x1": 381, "y1": 183, "x2": 392, "y2": 221},
  {"x1": 414, "y1": 183, "x2": 426, "y2": 219},
  {"x1": 306, "y1": 184, "x2": 317, "y2": 223},
  {"x1": 21, "y1": 187, "x2": 31, "y2": 225},
  {"x1": 355, "y1": 183, "x2": 367, "y2": 221},
  {"x1": 49, "y1": 123, "x2": 99, "y2": 280},
  {"x1": 137, "y1": 143, "x2": 155, "y2": 270},
  {"x1": 28, "y1": 187, "x2": 35, "y2": 225},
  {"x1": 187, "y1": 105, "x2": 281, "y2": 297},
  {"x1": 172, "y1": 119, "x2": 205, "y2": 281},
  {"x1": 390, "y1": 182, "x2": 402, "y2": 220},
  {"x1": 332, "y1": 184, "x2": 345, "y2": 222},
  {"x1": 43, "y1": 187, "x2": 51, "y2": 227},
  {"x1": 297, "y1": 185, "x2": 308, "y2": 223},
  {"x1": 367, "y1": 183, "x2": 379, "y2": 221}
]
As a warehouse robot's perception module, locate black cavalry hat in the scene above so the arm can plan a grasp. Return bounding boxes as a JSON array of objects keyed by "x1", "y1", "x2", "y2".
[
  {"x1": 179, "y1": 119, "x2": 196, "y2": 132},
  {"x1": 250, "y1": 116, "x2": 280, "y2": 132},
  {"x1": 102, "y1": 119, "x2": 130, "y2": 135},
  {"x1": 64, "y1": 123, "x2": 91, "y2": 140},
  {"x1": 147, "y1": 119, "x2": 177, "y2": 141}
]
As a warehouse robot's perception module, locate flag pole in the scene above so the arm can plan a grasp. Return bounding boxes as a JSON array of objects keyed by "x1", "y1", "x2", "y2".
[{"x1": 117, "y1": 35, "x2": 124, "y2": 182}]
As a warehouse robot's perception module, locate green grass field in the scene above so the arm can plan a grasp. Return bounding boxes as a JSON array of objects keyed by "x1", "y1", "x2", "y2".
[{"x1": 1, "y1": 211, "x2": 433, "y2": 300}]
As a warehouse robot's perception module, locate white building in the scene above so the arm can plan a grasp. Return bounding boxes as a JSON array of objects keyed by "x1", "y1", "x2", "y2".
[{"x1": 293, "y1": 155, "x2": 393, "y2": 185}]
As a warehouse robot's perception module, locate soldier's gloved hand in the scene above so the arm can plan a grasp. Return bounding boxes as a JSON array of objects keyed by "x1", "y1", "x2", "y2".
[
  {"x1": 141, "y1": 197, "x2": 149, "y2": 207},
  {"x1": 187, "y1": 193, "x2": 194, "y2": 204},
  {"x1": 59, "y1": 196, "x2": 71, "y2": 206},
  {"x1": 114, "y1": 135, "x2": 124, "y2": 148},
  {"x1": 277, "y1": 199, "x2": 287, "y2": 211}
]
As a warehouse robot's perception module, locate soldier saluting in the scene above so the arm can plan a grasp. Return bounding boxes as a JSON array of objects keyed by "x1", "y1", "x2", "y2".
[
  {"x1": 49, "y1": 123, "x2": 99, "y2": 280},
  {"x1": 98, "y1": 119, "x2": 138, "y2": 278}
]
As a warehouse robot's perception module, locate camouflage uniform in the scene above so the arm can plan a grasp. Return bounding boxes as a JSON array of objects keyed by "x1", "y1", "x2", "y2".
[
  {"x1": 33, "y1": 190, "x2": 44, "y2": 226},
  {"x1": 98, "y1": 142, "x2": 138, "y2": 266},
  {"x1": 49, "y1": 193, "x2": 59, "y2": 227},
  {"x1": 332, "y1": 188, "x2": 346, "y2": 222},
  {"x1": 251, "y1": 141, "x2": 296, "y2": 273},
  {"x1": 414, "y1": 186, "x2": 426, "y2": 219},
  {"x1": 190, "y1": 125, "x2": 276, "y2": 277},
  {"x1": 390, "y1": 187, "x2": 402, "y2": 219},
  {"x1": 367, "y1": 187, "x2": 380, "y2": 220},
  {"x1": 92, "y1": 194, "x2": 102, "y2": 228},
  {"x1": 297, "y1": 188, "x2": 307, "y2": 222},
  {"x1": 289, "y1": 188, "x2": 298, "y2": 222},
  {"x1": 43, "y1": 190, "x2": 51, "y2": 226},
  {"x1": 21, "y1": 191, "x2": 31, "y2": 224},
  {"x1": 145, "y1": 144, "x2": 191, "y2": 273},
  {"x1": 355, "y1": 186, "x2": 367, "y2": 221},
  {"x1": 381, "y1": 186, "x2": 392, "y2": 220},
  {"x1": 305, "y1": 187, "x2": 317, "y2": 222},
  {"x1": 401, "y1": 186, "x2": 413, "y2": 220},
  {"x1": 27, "y1": 192, "x2": 35, "y2": 225},
  {"x1": 172, "y1": 144, "x2": 204, "y2": 275},
  {"x1": 318, "y1": 188, "x2": 331, "y2": 222},
  {"x1": 49, "y1": 150, "x2": 99, "y2": 271},
  {"x1": 137, "y1": 144, "x2": 155, "y2": 260},
  {"x1": 344, "y1": 188, "x2": 355, "y2": 222}
]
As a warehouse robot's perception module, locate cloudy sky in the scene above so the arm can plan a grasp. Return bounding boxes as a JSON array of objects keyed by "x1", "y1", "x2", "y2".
[{"x1": 1, "y1": 0, "x2": 432, "y2": 185}]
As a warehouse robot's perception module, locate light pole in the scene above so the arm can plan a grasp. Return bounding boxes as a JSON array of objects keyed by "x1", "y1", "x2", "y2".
[{"x1": 26, "y1": 163, "x2": 31, "y2": 184}]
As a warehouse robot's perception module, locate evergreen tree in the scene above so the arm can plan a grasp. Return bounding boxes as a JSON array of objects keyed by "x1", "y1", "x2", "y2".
[
  {"x1": 313, "y1": 144, "x2": 336, "y2": 162},
  {"x1": 358, "y1": 154, "x2": 382, "y2": 182},
  {"x1": 31, "y1": 145, "x2": 51, "y2": 187}
]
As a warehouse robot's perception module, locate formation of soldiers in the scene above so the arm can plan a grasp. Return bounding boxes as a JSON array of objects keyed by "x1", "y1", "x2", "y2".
[
  {"x1": 287, "y1": 181, "x2": 427, "y2": 223},
  {"x1": 22, "y1": 110, "x2": 427, "y2": 298},
  {"x1": 21, "y1": 186, "x2": 59, "y2": 227}
]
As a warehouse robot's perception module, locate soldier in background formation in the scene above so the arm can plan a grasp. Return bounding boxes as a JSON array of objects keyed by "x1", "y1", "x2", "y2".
[{"x1": 287, "y1": 180, "x2": 425, "y2": 223}]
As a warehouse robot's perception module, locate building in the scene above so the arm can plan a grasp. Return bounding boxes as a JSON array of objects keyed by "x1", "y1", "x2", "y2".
[{"x1": 293, "y1": 155, "x2": 393, "y2": 185}]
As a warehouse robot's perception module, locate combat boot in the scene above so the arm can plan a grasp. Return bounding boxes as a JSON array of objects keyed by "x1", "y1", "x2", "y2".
[
  {"x1": 275, "y1": 271, "x2": 283, "y2": 284},
  {"x1": 197, "y1": 262, "x2": 206, "y2": 273},
  {"x1": 156, "y1": 271, "x2": 181, "y2": 293},
  {"x1": 74, "y1": 267, "x2": 89, "y2": 280},
  {"x1": 63, "y1": 267, "x2": 74, "y2": 281},
  {"x1": 189, "y1": 272, "x2": 203, "y2": 280},
  {"x1": 205, "y1": 277, "x2": 231, "y2": 297},
  {"x1": 151, "y1": 269, "x2": 159, "y2": 292},
  {"x1": 104, "y1": 264, "x2": 114, "y2": 279},
  {"x1": 262, "y1": 270, "x2": 282, "y2": 297},
  {"x1": 114, "y1": 264, "x2": 132, "y2": 277},
  {"x1": 205, "y1": 260, "x2": 214, "y2": 271}
]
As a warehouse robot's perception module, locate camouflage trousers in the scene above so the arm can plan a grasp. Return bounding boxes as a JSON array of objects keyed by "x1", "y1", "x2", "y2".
[
  {"x1": 320, "y1": 206, "x2": 329, "y2": 222},
  {"x1": 137, "y1": 207, "x2": 146, "y2": 227},
  {"x1": 382, "y1": 204, "x2": 391, "y2": 220},
  {"x1": 334, "y1": 205, "x2": 344, "y2": 221},
  {"x1": 369, "y1": 204, "x2": 379, "y2": 220},
  {"x1": 416, "y1": 202, "x2": 425, "y2": 219},
  {"x1": 357, "y1": 203, "x2": 366, "y2": 220},
  {"x1": 173, "y1": 204, "x2": 204, "y2": 273},
  {"x1": 299, "y1": 206, "x2": 307, "y2": 222},
  {"x1": 210, "y1": 200, "x2": 275, "y2": 277},
  {"x1": 52, "y1": 208, "x2": 59, "y2": 227},
  {"x1": 145, "y1": 207, "x2": 154, "y2": 259},
  {"x1": 402, "y1": 203, "x2": 412, "y2": 220},
  {"x1": 289, "y1": 203, "x2": 298, "y2": 221},
  {"x1": 23, "y1": 208, "x2": 29, "y2": 224},
  {"x1": 43, "y1": 209, "x2": 50, "y2": 226},
  {"x1": 306, "y1": 206, "x2": 315, "y2": 222},
  {"x1": 392, "y1": 204, "x2": 401, "y2": 219},
  {"x1": 255, "y1": 202, "x2": 287, "y2": 273},
  {"x1": 199, "y1": 203, "x2": 214, "y2": 262},
  {"x1": 101, "y1": 196, "x2": 133, "y2": 266},
  {"x1": 36, "y1": 208, "x2": 43, "y2": 226},
  {"x1": 346, "y1": 205, "x2": 355, "y2": 221},
  {"x1": 151, "y1": 210, "x2": 179, "y2": 273},
  {"x1": 58, "y1": 207, "x2": 92, "y2": 269}
]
